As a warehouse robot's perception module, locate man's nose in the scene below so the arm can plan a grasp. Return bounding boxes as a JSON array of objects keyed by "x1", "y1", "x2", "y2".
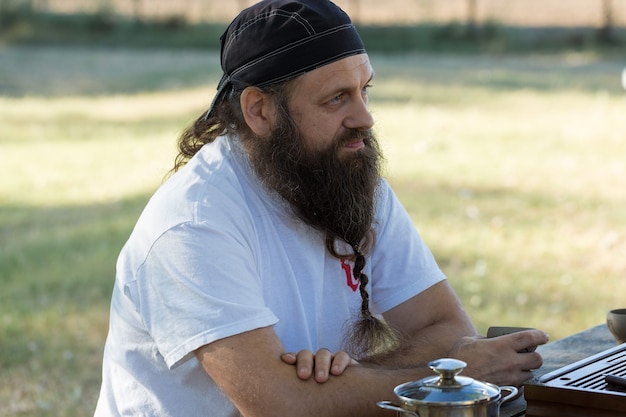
[{"x1": 344, "y1": 98, "x2": 374, "y2": 130}]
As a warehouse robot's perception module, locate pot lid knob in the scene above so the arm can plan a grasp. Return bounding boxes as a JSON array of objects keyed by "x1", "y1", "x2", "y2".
[{"x1": 428, "y1": 358, "x2": 468, "y2": 386}]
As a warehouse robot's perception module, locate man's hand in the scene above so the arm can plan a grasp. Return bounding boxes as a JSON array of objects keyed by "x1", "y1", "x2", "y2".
[
  {"x1": 281, "y1": 348, "x2": 358, "y2": 383},
  {"x1": 448, "y1": 329, "x2": 549, "y2": 386}
]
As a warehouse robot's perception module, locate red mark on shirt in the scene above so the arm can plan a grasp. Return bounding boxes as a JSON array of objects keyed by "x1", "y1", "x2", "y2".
[{"x1": 341, "y1": 259, "x2": 359, "y2": 292}]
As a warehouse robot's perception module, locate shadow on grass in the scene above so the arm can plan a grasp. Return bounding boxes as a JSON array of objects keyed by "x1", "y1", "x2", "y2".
[
  {"x1": 2, "y1": 46, "x2": 625, "y2": 99},
  {"x1": 0, "y1": 47, "x2": 222, "y2": 97},
  {"x1": 0, "y1": 192, "x2": 151, "y2": 370},
  {"x1": 370, "y1": 53, "x2": 626, "y2": 100}
]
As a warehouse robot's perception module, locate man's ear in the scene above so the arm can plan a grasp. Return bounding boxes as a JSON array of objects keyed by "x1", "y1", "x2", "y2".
[{"x1": 240, "y1": 87, "x2": 276, "y2": 137}]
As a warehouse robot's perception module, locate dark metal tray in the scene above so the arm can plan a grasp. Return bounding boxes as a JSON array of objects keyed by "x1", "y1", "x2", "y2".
[{"x1": 524, "y1": 343, "x2": 626, "y2": 417}]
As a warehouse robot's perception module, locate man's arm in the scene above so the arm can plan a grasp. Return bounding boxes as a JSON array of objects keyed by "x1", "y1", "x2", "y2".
[
  {"x1": 195, "y1": 281, "x2": 548, "y2": 416},
  {"x1": 195, "y1": 326, "x2": 431, "y2": 417},
  {"x1": 377, "y1": 280, "x2": 478, "y2": 364},
  {"x1": 378, "y1": 280, "x2": 548, "y2": 386}
]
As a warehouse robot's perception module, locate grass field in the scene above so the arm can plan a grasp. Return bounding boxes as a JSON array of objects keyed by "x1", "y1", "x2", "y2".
[{"x1": 1, "y1": 46, "x2": 625, "y2": 416}]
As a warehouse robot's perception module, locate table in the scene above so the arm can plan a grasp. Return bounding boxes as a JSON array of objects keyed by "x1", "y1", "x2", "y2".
[{"x1": 501, "y1": 324, "x2": 617, "y2": 417}]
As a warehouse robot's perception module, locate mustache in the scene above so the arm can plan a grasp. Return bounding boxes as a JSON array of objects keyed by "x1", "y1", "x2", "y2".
[{"x1": 338, "y1": 128, "x2": 374, "y2": 146}]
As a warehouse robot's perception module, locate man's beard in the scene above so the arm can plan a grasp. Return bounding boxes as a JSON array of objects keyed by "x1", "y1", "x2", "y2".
[
  {"x1": 245, "y1": 113, "x2": 383, "y2": 252},
  {"x1": 244, "y1": 109, "x2": 398, "y2": 359}
]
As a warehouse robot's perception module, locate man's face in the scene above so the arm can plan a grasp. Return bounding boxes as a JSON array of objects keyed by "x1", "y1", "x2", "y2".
[
  {"x1": 287, "y1": 54, "x2": 375, "y2": 158},
  {"x1": 244, "y1": 54, "x2": 382, "y2": 249}
]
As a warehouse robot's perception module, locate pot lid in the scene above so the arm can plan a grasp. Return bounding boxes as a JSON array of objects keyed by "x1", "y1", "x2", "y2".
[{"x1": 394, "y1": 358, "x2": 501, "y2": 406}]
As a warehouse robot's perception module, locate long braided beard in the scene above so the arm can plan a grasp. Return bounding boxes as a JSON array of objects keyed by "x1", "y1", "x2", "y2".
[{"x1": 245, "y1": 108, "x2": 399, "y2": 358}]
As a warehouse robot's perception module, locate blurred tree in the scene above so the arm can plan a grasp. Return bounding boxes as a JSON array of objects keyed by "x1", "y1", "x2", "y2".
[
  {"x1": 132, "y1": 0, "x2": 142, "y2": 24},
  {"x1": 598, "y1": 0, "x2": 615, "y2": 43},
  {"x1": 466, "y1": 0, "x2": 478, "y2": 38}
]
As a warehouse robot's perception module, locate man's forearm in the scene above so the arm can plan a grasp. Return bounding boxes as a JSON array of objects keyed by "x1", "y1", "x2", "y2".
[
  {"x1": 196, "y1": 327, "x2": 435, "y2": 417},
  {"x1": 361, "y1": 318, "x2": 478, "y2": 368}
]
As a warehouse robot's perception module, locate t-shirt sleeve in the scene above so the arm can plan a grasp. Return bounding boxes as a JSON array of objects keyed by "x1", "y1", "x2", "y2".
[
  {"x1": 126, "y1": 221, "x2": 278, "y2": 369},
  {"x1": 370, "y1": 180, "x2": 447, "y2": 314}
]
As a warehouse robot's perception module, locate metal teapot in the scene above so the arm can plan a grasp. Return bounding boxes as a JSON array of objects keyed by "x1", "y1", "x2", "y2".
[{"x1": 378, "y1": 358, "x2": 518, "y2": 417}]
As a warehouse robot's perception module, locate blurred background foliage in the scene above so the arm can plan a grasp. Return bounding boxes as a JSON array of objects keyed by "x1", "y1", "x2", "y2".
[{"x1": 1, "y1": 0, "x2": 625, "y2": 51}]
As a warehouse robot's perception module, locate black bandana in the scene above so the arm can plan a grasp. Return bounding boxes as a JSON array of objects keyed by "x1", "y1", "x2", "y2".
[{"x1": 205, "y1": 0, "x2": 366, "y2": 118}]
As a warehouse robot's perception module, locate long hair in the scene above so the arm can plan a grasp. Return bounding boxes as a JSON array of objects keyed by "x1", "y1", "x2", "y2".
[{"x1": 171, "y1": 87, "x2": 248, "y2": 174}]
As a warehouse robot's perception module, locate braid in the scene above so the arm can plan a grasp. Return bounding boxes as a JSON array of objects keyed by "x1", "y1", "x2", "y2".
[
  {"x1": 344, "y1": 244, "x2": 400, "y2": 359},
  {"x1": 352, "y1": 246, "x2": 372, "y2": 319}
]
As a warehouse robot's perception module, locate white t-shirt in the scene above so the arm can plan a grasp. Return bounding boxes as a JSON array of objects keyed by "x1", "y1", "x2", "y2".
[{"x1": 94, "y1": 135, "x2": 445, "y2": 417}]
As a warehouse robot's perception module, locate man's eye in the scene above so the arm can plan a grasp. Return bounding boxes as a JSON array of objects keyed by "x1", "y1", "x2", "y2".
[
  {"x1": 362, "y1": 84, "x2": 372, "y2": 104},
  {"x1": 329, "y1": 93, "x2": 344, "y2": 104}
]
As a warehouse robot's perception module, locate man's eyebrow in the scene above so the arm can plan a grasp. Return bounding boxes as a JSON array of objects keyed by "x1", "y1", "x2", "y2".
[{"x1": 324, "y1": 72, "x2": 375, "y2": 97}]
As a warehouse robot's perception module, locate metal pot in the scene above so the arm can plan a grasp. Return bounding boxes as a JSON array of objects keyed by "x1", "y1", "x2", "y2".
[{"x1": 377, "y1": 358, "x2": 518, "y2": 417}]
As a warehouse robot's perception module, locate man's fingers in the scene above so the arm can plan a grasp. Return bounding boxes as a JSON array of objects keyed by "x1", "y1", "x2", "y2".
[
  {"x1": 280, "y1": 352, "x2": 297, "y2": 364},
  {"x1": 330, "y1": 351, "x2": 356, "y2": 376},
  {"x1": 509, "y1": 329, "x2": 549, "y2": 353},
  {"x1": 284, "y1": 349, "x2": 357, "y2": 382},
  {"x1": 313, "y1": 348, "x2": 332, "y2": 382},
  {"x1": 295, "y1": 350, "x2": 315, "y2": 380}
]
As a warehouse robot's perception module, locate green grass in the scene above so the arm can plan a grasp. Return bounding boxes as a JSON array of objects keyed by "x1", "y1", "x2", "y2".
[{"x1": 1, "y1": 46, "x2": 625, "y2": 416}]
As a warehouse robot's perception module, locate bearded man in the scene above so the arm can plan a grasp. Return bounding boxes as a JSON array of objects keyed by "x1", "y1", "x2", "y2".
[{"x1": 94, "y1": 1, "x2": 548, "y2": 416}]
